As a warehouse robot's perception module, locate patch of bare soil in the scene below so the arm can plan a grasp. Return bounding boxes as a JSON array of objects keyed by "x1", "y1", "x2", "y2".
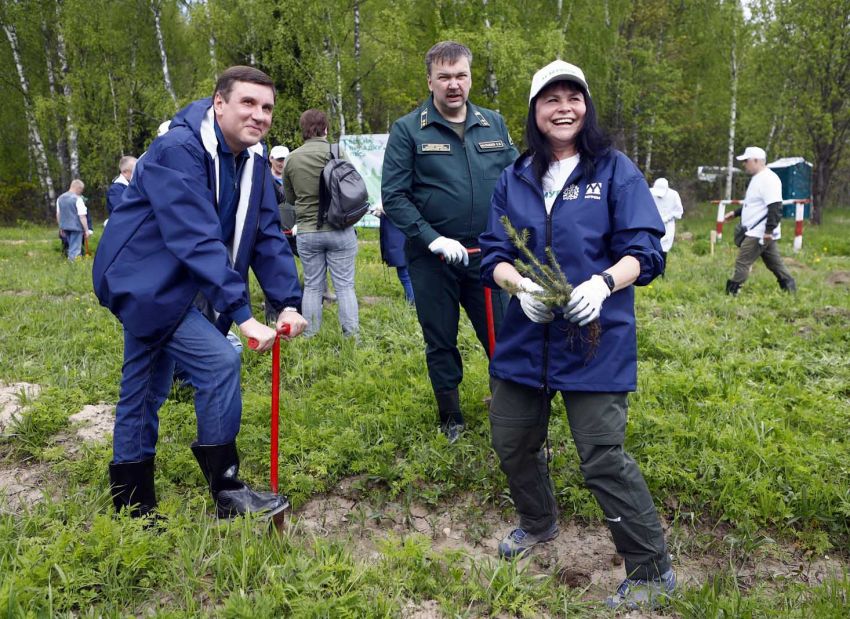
[
  {"x1": 0, "y1": 382, "x2": 41, "y2": 434},
  {"x1": 401, "y1": 599, "x2": 442, "y2": 619},
  {"x1": 360, "y1": 295, "x2": 390, "y2": 306},
  {"x1": 0, "y1": 385, "x2": 114, "y2": 512},
  {"x1": 678, "y1": 231, "x2": 694, "y2": 242},
  {"x1": 293, "y1": 477, "x2": 849, "y2": 614},
  {"x1": 783, "y1": 257, "x2": 812, "y2": 271},
  {"x1": 826, "y1": 270, "x2": 850, "y2": 285},
  {"x1": 0, "y1": 458, "x2": 53, "y2": 513}
]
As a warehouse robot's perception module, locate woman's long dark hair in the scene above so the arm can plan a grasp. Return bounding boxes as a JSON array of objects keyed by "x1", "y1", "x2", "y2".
[{"x1": 524, "y1": 81, "x2": 611, "y2": 184}]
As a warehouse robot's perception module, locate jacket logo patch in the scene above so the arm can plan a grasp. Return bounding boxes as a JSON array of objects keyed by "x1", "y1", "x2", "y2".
[
  {"x1": 563, "y1": 184, "x2": 580, "y2": 200},
  {"x1": 585, "y1": 182, "x2": 603, "y2": 200},
  {"x1": 477, "y1": 140, "x2": 505, "y2": 150},
  {"x1": 421, "y1": 143, "x2": 451, "y2": 152}
]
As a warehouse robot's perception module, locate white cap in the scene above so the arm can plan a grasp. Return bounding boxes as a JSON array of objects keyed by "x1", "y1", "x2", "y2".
[
  {"x1": 157, "y1": 120, "x2": 171, "y2": 136},
  {"x1": 735, "y1": 146, "x2": 766, "y2": 161},
  {"x1": 529, "y1": 60, "x2": 589, "y2": 103},
  {"x1": 269, "y1": 145, "x2": 290, "y2": 160},
  {"x1": 651, "y1": 178, "x2": 669, "y2": 198}
]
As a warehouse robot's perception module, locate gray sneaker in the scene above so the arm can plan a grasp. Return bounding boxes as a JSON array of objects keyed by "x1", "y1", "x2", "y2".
[
  {"x1": 605, "y1": 568, "x2": 676, "y2": 610},
  {"x1": 498, "y1": 523, "x2": 559, "y2": 559}
]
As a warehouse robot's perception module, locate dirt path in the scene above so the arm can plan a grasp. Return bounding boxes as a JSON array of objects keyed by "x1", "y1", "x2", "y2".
[{"x1": 292, "y1": 476, "x2": 848, "y2": 615}]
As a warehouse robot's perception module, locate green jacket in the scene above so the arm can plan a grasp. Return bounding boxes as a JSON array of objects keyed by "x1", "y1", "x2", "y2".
[
  {"x1": 381, "y1": 96, "x2": 518, "y2": 253},
  {"x1": 283, "y1": 137, "x2": 334, "y2": 233}
]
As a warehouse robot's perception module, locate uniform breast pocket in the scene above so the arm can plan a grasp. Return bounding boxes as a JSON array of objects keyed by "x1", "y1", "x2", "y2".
[
  {"x1": 473, "y1": 141, "x2": 511, "y2": 179},
  {"x1": 415, "y1": 143, "x2": 453, "y2": 181}
]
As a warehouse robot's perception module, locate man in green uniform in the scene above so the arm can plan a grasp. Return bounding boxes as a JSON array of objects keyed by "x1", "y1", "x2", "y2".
[{"x1": 382, "y1": 41, "x2": 518, "y2": 442}]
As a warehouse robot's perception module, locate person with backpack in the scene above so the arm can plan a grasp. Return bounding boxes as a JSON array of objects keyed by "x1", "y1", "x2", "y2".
[{"x1": 284, "y1": 109, "x2": 359, "y2": 338}]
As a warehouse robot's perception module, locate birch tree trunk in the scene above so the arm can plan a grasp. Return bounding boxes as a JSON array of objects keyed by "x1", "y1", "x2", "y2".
[
  {"x1": 644, "y1": 117, "x2": 655, "y2": 175},
  {"x1": 353, "y1": 0, "x2": 363, "y2": 132},
  {"x1": 3, "y1": 22, "x2": 56, "y2": 209},
  {"x1": 151, "y1": 0, "x2": 178, "y2": 109},
  {"x1": 482, "y1": 0, "x2": 499, "y2": 110},
  {"x1": 336, "y1": 53, "x2": 346, "y2": 136},
  {"x1": 205, "y1": 0, "x2": 217, "y2": 79},
  {"x1": 56, "y1": 26, "x2": 79, "y2": 179},
  {"x1": 725, "y1": 43, "x2": 737, "y2": 201},
  {"x1": 41, "y1": 20, "x2": 69, "y2": 188}
]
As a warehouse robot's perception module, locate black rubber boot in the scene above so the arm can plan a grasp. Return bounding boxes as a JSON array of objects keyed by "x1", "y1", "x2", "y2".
[
  {"x1": 109, "y1": 457, "x2": 157, "y2": 517},
  {"x1": 435, "y1": 389, "x2": 465, "y2": 443},
  {"x1": 779, "y1": 278, "x2": 797, "y2": 293},
  {"x1": 191, "y1": 441, "x2": 290, "y2": 519},
  {"x1": 725, "y1": 279, "x2": 741, "y2": 296}
]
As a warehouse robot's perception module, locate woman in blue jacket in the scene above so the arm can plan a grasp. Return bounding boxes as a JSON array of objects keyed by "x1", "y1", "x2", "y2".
[{"x1": 479, "y1": 60, "x2": 674, "y2": 610}]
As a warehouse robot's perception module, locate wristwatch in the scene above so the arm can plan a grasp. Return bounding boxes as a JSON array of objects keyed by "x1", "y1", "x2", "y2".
[{"x1": 596, "y1": 272, "x2": 615, "y2": 292}]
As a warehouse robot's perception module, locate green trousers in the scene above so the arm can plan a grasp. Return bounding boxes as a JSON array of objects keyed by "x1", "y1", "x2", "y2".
[
  {"x1": 489, "y1": 378, "x2": 671, "y2": 580},
  {"x1": 732, "y1": 236, "x2": 795, "y2": 286},
  {"x1": 407, "y1": 249, "x2": 506, "y2": 394}
]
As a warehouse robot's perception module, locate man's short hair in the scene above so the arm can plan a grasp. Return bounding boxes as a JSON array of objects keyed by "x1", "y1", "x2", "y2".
[
  {"x1": 425, "y1": 41, "x2": 473, "y2": 75},
  {"x1": 70, "y1": 179, "x2": 85, "y2": 191},
  {"x1": 299, "y1": 109, "x2": 328, "y2": 140},
  {"x1": 213, "y1": 66, "x2": 275, "y2": 102},
  {"x1": 118, "y1": 156, "x2": 137, "y2": 173}
]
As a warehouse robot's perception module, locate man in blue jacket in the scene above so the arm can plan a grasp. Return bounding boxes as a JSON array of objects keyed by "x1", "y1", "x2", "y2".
[
  {"x1": 93, "y1": 66, "x2": 307, "y2": 521},
  {"x1": 105, "y1": 155, "x2": 137, "y2": 216}
]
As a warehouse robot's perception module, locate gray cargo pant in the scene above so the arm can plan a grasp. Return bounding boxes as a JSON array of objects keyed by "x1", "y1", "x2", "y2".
[{"x1": 489, "y1": 378, "x2": 671, "y2": 580}]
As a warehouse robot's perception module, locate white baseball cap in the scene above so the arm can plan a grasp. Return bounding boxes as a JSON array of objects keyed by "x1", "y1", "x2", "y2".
[
  {"x1": 735, "y1": 146, "x2": 766, "y2": 161},
  {"x1": 269, "y1": 145, "x2": 290, "y2": 160},
  {"x1": 651, "y1": 178, "x2": 669, "y2": 198},
  {"x1": 529, "y1": 60, "x2": 589, "y2": 103}
]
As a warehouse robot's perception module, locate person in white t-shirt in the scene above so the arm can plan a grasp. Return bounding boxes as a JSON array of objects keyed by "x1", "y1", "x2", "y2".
[
  {"x1": 650, "y1": 178, "x2": 683, "y2": 273},
  {"x1": 723, "y1": 146, "x2": 796, "y2": 295}
]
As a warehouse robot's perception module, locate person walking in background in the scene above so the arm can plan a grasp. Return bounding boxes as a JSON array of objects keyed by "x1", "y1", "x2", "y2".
[
  {"x1": 93, "y1": 66, "x2": 307, "y2": 522},
  {"x1": 723, "y1": 146, "x2": 796, "y2": 295},
  {"x1": 649, "y1": 177, "x2": 683, "y2": 272},
  {"x1": 382, "y1": 41, "x2": 517, "y2": 442},
  {"x1": 56, "y1": 179, "x2": 89, "y2": 261},
  {"x1": 479, "y1": 60, "x2": 675, "y2": 610},
  {"x1": 106, "y1": 156, "x2": 137, "y2": 217},
  {"x1": 284, "y1": 109, "x2": 359, "y2": 338}
]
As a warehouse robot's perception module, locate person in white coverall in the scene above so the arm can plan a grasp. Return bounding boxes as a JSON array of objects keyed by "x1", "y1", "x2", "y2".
[{"x1": 649, "y1": 178, "x2": 683, "y2": 273}]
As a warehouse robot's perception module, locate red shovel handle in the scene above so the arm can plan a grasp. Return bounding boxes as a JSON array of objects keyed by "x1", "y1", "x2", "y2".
[{"x1": 247, "y1": 323, "x2": 291, "y2": 350}]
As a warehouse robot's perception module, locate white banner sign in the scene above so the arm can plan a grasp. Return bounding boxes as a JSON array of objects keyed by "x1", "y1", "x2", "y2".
[{"x1": 338, "y1": 134, "x2": 389, "y2": 228}]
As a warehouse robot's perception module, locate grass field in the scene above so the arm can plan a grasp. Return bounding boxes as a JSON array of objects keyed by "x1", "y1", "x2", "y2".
[{"x1": 1, "y1": 204, "x2": 849, "y2": 617}]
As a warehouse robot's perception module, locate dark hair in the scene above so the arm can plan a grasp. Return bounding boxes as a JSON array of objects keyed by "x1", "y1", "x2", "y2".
[
  {"x1": 425, "y1": 41, "x2": 473, "y2": 75},
  {"x1": 524, "y1": 81, "x2": 610, "y2": 184},
  {"x1": 299, "y1": 109, "x2": 328, "y2": 140},
  {"x1": 214, "y1": 66, "x2": 275, "y2": 101}
]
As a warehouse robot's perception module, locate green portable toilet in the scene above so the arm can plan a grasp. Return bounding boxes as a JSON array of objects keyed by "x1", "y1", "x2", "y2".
[{"x1": 767, "y1": 157, "x2": 812, "y2": 218}]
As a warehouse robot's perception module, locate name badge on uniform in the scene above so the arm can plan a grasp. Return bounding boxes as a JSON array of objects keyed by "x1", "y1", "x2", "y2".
[
  {"x1": 477, "y1": 140, "x2": 505, "y2": 150},
  {"x1": 421, "y1": 143, "x2": 451, "y2": 153}
]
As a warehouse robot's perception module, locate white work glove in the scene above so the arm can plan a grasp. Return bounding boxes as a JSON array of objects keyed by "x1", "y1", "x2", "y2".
[
  {"x1": 86, "y1": 230, "x2": 94, "y2": 238},
  {"x1": 565, "y1": 275, "x2": 611, "y2": 326},
  {"x1": 428, "y1": 236, "x2": 469, "y2": 266},
  {"x1": 291, "y1": 224, "x2": 298, "y2": 236},
  {"x1": 371, "y1": 204, "x2": 385, "y2": 217},
  {"x1": 516, "y1": 277, "x2": 553, "y2": 324}
]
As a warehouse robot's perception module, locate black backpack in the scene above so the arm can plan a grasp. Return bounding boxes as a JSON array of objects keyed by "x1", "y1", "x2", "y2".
[{"x1": 318, "y1": 143, "x2": 370, "y2": 229}]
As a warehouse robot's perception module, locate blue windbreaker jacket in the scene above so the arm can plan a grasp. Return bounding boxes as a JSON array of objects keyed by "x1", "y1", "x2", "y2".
[
  {"x1": 93, "y1": 98, "x2": 301, "y2": 345},
  {"x1": 479, "y1": 149, "x2": 665, "y2": 392}
]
